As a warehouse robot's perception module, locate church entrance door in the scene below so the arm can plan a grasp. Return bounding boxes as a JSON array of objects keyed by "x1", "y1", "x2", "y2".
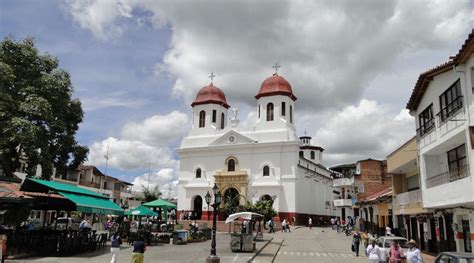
[
  {"x1": 193, "y1": 196, "x2": 203, "y2": 220},
  {"x1": 223, "y1": 187, "x2": 240, "y2": 216}
]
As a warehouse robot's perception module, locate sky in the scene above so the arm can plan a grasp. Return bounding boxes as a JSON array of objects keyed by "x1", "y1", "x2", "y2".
[{"x1": 1, "y1": 0, "x2": 473, "y2": 198}]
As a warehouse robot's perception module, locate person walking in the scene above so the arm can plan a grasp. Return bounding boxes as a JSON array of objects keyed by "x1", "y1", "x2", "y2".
[
  {"x1": 308, "y1": 217, "x2": 312, "y2": 230},
  {"x1": 281, "y1": 219, "x2": 287, "y2": 232},
  {"x1": 352, "y1": 231, "x2": 361, "y2": 257},
  {"x1": 388, "y1": 240, "x2": 405, "y2": 263},
  {"x1": 366, "y1": 239, "x2": 381, "y2": 263},
  {"x1": 131, "y1": 237, "x2": 146, "y2": 263},
  {"x1": 110, "y1": 232, "x2": 122, "y2": 263},
  {"x1": 268, "y1": 218, "x2": 275, "y2": 233},
  {"x1": 406, "y1": 239, "x2": 423, "y2": 263},
  {"x1": 379, "y1": 241, "x2": 389, "y2": 263}
]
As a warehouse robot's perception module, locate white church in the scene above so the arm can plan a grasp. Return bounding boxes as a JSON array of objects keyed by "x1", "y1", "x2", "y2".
[{"x1": 177, "y1": 71, "x2": 335, "y2": 224}]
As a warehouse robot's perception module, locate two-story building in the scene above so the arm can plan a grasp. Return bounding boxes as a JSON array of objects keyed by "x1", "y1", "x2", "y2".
[
  {"x1": 330, "y1": 163, "x2": 358, "y2": 221},
  {"x1": 406, "y1": 30, "x2": 474, "y2": 253}
]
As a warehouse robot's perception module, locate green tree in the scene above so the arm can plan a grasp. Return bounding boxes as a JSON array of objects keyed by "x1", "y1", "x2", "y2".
[
  {"x1": 142, "y1": 185, "x2": 161, "y2": 202},
  {"x1": 0, "y1": 37, "x2": 88, "y2": 179}
]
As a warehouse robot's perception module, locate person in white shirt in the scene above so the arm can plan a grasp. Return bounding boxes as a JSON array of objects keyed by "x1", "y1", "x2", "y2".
[
  {"x1": 378, "y1": 241, "x2": 388, "y2": 263},
  {"x1": 406, "y1": 239, "x2": 423, "y2": 263},
  {"x1": 366, "y1": 239, "x2": 381, "y2": 263},
  {"x1": 281, "y1": 219, "x2": 287, "y2": 232}
]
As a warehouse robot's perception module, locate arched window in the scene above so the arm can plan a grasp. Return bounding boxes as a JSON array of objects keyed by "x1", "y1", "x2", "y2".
[
  {"x1": 311, "y1": 151, "x2": 315, "y2": 160},
  {"x1": 199, "y1": 110, "x2": 206, "y2": 128},
  {"x1": 228, "y1": 159, "x2": 235, "y2": 172},
  {"x1": 258, "y1": 105, "x2": 260, "y2": 118},
  {"x1": 281, "y1": 102, "x2": 286, "y2": 116},
  {"x1": 212, "y1": 110, "x2": 217, "y2": 123},
  {"x1": 290, "y1": 105, "x2": 293, "y2": 123},
  {"x1": 299, "y1": 151, "x2": 304, "y2": 158},
  {"x1": 196, "y1": 168, "x2": 201, "y2": 178},
  {"x1": 263, "y1": 165, "x2": 270, "y2": 176},
  {"x1": 266, "y1": 103, "x2": 274, "y2": 121},
  {"x1": 220, "y1": 113, "x2": 225, "y2": 129}
]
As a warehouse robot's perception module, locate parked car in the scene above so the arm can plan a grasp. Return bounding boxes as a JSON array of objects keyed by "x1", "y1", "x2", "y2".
[
  {"x1": 53, "y1": 217, "x2": 81, "y2": 231},
  {"x1": 434, "y1": 252, "x2": 474, "y2": 263},
  {"x1": 376, "y1": 236, "x2": 410, "y2": 255}
]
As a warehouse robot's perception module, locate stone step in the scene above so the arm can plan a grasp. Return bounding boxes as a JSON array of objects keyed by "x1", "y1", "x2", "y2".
[{"x1": 251, "y1": 237, "x2": 284, "y2": 263}]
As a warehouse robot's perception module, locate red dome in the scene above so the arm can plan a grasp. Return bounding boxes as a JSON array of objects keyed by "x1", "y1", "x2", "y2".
[
  {"x1": 255, "y1": 73, "x2": 297, "y2": 100},
  {"x1": 191, "y1": 83, "x2": 230, "y2": 109}
]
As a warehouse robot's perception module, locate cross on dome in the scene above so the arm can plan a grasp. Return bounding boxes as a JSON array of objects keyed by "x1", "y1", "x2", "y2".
[
  {"x1": 209, "y1": 72, "x2": 216, "y2": 83},
  {"x1": 272, "y1": 62, "x2": 281, "y2": 74}
]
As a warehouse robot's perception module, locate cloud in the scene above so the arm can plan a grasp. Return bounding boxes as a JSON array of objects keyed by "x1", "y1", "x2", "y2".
[
  {"x1": 122, "y1": 111, "x2": 188, "y2": 147},
  {"x1": 86, "y1": 111, "x2": 188, "y2": 170},
  {"x1": 63, "y1": 0, "x2": 473, "y2": 112},
  {"x1": 312, "y1": 99, "x2": 415, "y2": 166},
  {"x1": 81, "y1": 96, "x2": 146, "y2": 111},
  {"x1": 131, "y1": 168, "x2": 179, "y2": 198}
]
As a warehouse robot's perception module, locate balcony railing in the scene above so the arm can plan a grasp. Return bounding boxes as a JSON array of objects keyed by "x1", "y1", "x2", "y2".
[
  {"x1": 394, "y1": 189, "x2": 422, "y2": 206},
  {"x1": 416, "y1": 119, "x2": 435, "y2": 139},
  {"x1": 333, "y1": 199, "x2": 352, "y2": 207},
  {"x1": 426, "y1": 164, "x2": 470, "y2": 188},
  {"x1": 437, "y1": 96, "x2": 463, "y2": 123},
  {"x1": 333, "y1": 177, "x2": 354, "y2": 187}
]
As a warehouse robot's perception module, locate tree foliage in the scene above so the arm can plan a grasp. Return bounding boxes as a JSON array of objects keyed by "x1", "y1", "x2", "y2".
[
  {"x1": 0, "y1": 37, "x2": 88, "y2": 179},
  {"x1": 142, "y1": 185, "x2": 161, "y2": 202}
]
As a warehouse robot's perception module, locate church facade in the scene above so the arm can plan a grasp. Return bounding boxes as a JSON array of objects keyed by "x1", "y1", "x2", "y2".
[{"x1": 176, "y1": 73, "x2": 335, "y2": 223}]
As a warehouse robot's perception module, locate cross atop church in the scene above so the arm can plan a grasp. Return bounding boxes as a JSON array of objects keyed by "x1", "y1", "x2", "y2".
[
  {"x1": 272, "y1": 62, "x2": 281, "y2": 74},
  {"x1": 209, "y1": 72, "x2": 216, "y2": 84}
]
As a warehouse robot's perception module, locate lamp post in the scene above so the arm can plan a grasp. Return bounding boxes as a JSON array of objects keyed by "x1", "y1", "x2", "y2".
[
  {"x1": 206, "y1": 184, "x2": 221, "y2": 263},
  {"x1": 205, "y1": 191, "x2": 211, "y2": 220}
]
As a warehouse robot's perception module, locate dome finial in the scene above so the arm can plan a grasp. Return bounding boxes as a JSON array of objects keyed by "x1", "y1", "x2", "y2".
[
  {"x1": 272, "y1": 62, "x2": 281, "y2": 75},
  {"x1": 209, "y1": 72, "x2": 216, "y2": 84}
]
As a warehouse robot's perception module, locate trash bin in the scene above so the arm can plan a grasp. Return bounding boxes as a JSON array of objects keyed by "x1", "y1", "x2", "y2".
[
  {"x1": 241, "y1": 234, "x2": 254, "y2": 252},
  {"x1": 173, "y1": 230, "x2": 188, "y2": 244},
  {"x1": 230, "y1": 233, "x2": 242, "y2": 252}
]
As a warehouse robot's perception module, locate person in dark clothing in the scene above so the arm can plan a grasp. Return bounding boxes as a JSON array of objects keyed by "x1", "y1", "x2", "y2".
[
  {"x1": 110, "y1": 232, "x2": 122, "y2": 263},
  {"x1": 352, "y1": 231, "x2": 361, "y2": 257},
  {"x1": 131, "y1": 237, "x2": 146, "y2": 263}
]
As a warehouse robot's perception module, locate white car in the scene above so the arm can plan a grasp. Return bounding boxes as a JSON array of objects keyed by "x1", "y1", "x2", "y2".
[
  {"x1": 53, "y1": 217, "x2": 81, "y2": 231},
  {"x1": 376, "y1": 236, "x2": 410, "y2": 256}
]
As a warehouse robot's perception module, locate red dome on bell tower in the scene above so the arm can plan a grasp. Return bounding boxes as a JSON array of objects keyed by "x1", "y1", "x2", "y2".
[
  {"x1": 191, "y1": 83, "x2": 230, "y2": 109},
  {"x1": 255, "y1": 73, "x2": 297, "y2": 101}
]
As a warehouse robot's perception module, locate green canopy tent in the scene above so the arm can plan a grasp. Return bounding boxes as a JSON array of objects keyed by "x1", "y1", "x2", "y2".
[
  {"x1": 21, "y1": 178, "x2": 124, "y2": 216},
  {"x1": 142, "y1": 199, "x2": 177, "y2": 222},
  {"x1": 125, "y1": 206, "x2": 158, "y2": 217}
]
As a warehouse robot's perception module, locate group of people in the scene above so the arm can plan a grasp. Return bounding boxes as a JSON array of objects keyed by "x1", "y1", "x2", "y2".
[
  {"x1": 79, "y1": 219, "x2": 92, "y2": 231},
  {"x1": 179, "y1": 210, "x2": 198, "y2": 221},
  {"x1": 351, "y1": 230, "x2": 423, "y2": 263},
  {"x1": 109, "y1": 232, "x2": 146, "y2": 263}
]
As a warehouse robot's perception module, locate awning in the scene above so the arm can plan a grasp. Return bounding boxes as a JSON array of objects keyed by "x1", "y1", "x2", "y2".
[
  {"x1": 21, "y1": 178, "x2": 124, "y2": 216},
  {"x1": 142, "y1": 199, "x2": 177, "y2": 209},
  {"x1": 125, "y1": 206, "x2": 158, "y2": 217},
  {"x1": 58, "y1": 191, "x2": 124, "y2": 216}
]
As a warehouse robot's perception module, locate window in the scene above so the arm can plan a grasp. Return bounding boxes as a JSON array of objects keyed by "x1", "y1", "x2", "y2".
[
  {"x1": 266, "y1": 103, "x2": 274, "y2": 121},
  {"x1": 103, "y1": 181, "x2": 107, "y2": 189},
  {"x1": 258, "y1": 105, "x2": 260, "y2": 118},
  {"x1": 196, "y1": 168, "x2": 201, "y2": 178},
  {"x1": 263, "y1": 165, "x2": 270, "y2": 176},
  {"x1": 281, "y1": 102, "x2": 286, "y2": 116},
  {"x1": 439, "y1": 79, "x2": 462, "y2": 122},
  {"x1": 447, "y1": 144, "x2": 467, "y2": 179},
  {"x1": 221, "y1": 113, "x2": 225, "y2": 129},
  {"x1": 212, "y1": 110, "x2": 217, "y2": 123},
  {"x1": 299, "y1": 151, "x2": 304, "y2": 158},
  {"x1": 310, "y1": 151, "x2": 315, "y2": 159},
  {"x1": 418, "y1": 104, "x2": 434, "y2": 137},
  {"x1": 290, "y1": 105, "x2": 293, "y2": 123},
  {"x1": 228, "y1": 159, "x2": 235, "y2": 172},
  {"x1": 407, "y1": 175, "x2": 420, "y2": 191},
  {"x1": 199, "y1": 110, "x2": 206, "y2": 128}
]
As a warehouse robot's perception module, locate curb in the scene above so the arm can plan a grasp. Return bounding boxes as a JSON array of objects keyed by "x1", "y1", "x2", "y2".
[{"x1": 247, "y1": 237, "x2": 273, "y2": 263}]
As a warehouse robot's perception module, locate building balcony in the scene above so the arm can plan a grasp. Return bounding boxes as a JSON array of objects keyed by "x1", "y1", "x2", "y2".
[
  {"x1": 426, "y1": 164, "x2": 470, "y2": 189},
  {"x1": 394, "y1": 189, "x2": 422, "y2": 206},
  {"x1": 333, "y1": 177, "x2": 354, "y2": 187},
  {"x1": 333, "y1": 199, "x2": 352, "y2": 207}
]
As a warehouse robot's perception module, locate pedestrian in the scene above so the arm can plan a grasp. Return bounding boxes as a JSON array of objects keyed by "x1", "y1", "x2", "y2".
[
  {"x1": 131, "y1": 237, "x2": 146, "y2": 263},
  {"x1": 366, "y1": 239, "x2": 381, "y2": 263},
  {"x1": 406, "y1": 239, "x2": 423, "y2": 263},
  {"x1": 388, "y1": 240, "x2": 404, "y2": 263},
  {"x1": 352, "y1": 231, "x2": 361, "y2": 257},
  {"x1": 281, "y1": 219, "x2": 286, "y2": 232},
  {"x1": 110, "y1": 232, "x2": 122, "y2": 263},
  {"x1": 308, "y1": 217, "x2": 312, "y2": 229},
  {"x1": 361, "y1": 231, "x2": 369, "y2": 252},
  {"x1": 268, "y1": 218, "x2": 275, "y2": 233},
  {"x1": 286, "y1": 218, "x2": 291, "y2": 232},
  {"x1": 385, "y1": 226, "x2": 392, "y2": 236},
  {"x1": 379, "y1": 241, "x2": 389, "y2": 263}
]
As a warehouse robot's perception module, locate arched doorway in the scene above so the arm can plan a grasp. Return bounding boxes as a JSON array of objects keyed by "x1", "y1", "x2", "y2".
[
  {"x1": 223, "y1": 187, "x2": 240, "y2": 216},
  {"x1": 192, "y1": 196, "x2": 203, "y2": 220}
]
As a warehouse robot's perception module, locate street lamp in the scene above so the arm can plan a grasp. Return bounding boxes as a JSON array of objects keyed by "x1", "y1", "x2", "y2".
[
  {"x1": 205, "y1": 191, "x2": 211, "y2": 220},
  {"x1": 207, "y1": 184, "x2": 221, "y2": 263}
]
